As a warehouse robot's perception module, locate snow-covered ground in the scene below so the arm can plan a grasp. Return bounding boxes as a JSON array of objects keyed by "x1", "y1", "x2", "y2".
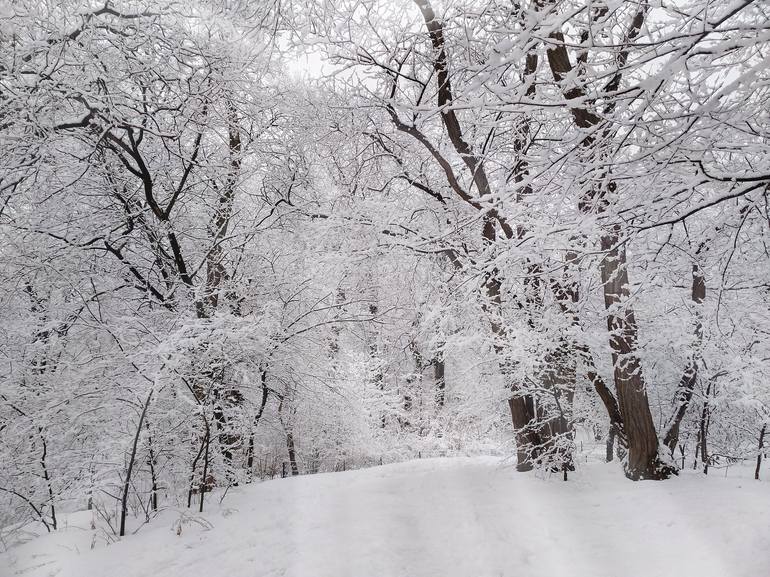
[{"x1": 1, "y1": 457, "x2": 768, "y2": 577}]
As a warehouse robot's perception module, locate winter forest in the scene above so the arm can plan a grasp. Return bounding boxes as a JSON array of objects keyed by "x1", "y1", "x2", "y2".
[{"x1": 1, "y1": 1, "x2": 769, "y2": 576}]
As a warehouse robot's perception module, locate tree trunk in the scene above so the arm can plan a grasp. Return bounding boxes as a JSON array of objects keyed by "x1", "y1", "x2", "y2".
[
  {"x1": 120, "y1": 389, "x2": 153, "y2": 536},
  {"x1": 600, "y1": 228, "x2": 673, "y2": 480},
  {"x1": 402, "y1": 338, "x2": 422, "y2": 430},
  {"x1": 278, "y1": 392, "x2": 300, "y2": 476},
  {"x1": 755, "y1": 424, "x2": 766, "y2": 480},
  {"x1": 433, "y1": 349, "x2": 446, "y2": 408},
  {"x1": 699, "y1": 379, "x2": 712, "y2": 474},
  {"x1": 507, "y1": 398, "x2": 536, "y2": 471},
  {"x1": 38, "y1": 431, "x2": 57, "y2": 531},
  {"x1": 537, "y1": 341, "x2": 576, "y2": 472},
  {"x1": 606, "y1": 427, "x2": 617, "y2": 462},
  {"x1": 145, "y1": 422, "x2": 158, "y2": 511},
  {"x1": 187, "y1": 428, "x2": 207, "y2": 508},
  {"x1": 286, "y1": 432, "x2": 299, "y2": 476},
  {"x1": 663, "y1": 258, "x2": 706, "y2": 452},
  {"x1": 245, "y1": 370, "x2": 270, "y2": 480},
  {"x1": 199, "y1": 421, "x2": 210, "y2": 513},
  {"x1": 367, "y1": 302, "x2": 386, "y2": 428}
]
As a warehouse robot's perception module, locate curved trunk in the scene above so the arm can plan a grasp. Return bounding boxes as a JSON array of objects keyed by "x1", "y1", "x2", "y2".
[
  {"x1": 663, "y1": 259, "x2": 706, "y2": 452},
  {"x1": 600, "y1": 230, "x2": 673, "y2": 480}
]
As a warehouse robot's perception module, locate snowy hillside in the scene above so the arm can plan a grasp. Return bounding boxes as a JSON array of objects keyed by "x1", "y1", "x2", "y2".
[{"x1": 2, "y1": 457, "x2": 768, "y2": 577}]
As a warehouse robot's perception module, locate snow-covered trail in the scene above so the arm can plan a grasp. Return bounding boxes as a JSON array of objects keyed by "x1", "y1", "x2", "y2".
[{"x1": 2, "y1": 457, "x2": 768, "y2": 577}]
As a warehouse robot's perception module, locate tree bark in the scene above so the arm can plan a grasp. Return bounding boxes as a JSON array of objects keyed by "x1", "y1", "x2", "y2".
[
  {"x1": 286, "y1": 432, "x2": 299, "y2": 477},
  {"x1": 199, "y1": 420, "x2": 211, "y2": 513},
  {"x1": 600, "y1": 229, "x2": 673, "y2": 480},
  {"x1": 755, "y1": 424, "x2": 766, "y2": 480},
  {"x1": 145, "y1": 421, "x2": 158, "y2": 512},
  {"x1": 278, "y1": 392, "x2": 300, "y2": 477},
  {"x1": 699, "y1": 379, "x2": 712, "y2": 474},
  {"x1": 39, "y1": 431, "x2": 57, "y2": 531},
  {"x1": 433, "y1": 350, "x2": 446, "y2": 408}
]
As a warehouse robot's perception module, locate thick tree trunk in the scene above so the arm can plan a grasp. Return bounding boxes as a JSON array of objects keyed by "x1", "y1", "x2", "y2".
[
  {"x1": 600, "y1": 229, "x2": 673, "y2": 480},
  {"x1": 507, "y1": 398, "x2": 536, "y2": 471}
]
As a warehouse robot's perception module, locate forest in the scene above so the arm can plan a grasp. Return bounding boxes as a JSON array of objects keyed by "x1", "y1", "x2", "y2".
[{"x1": 1, "y1": 1, "x2": 769, "y2": 575}]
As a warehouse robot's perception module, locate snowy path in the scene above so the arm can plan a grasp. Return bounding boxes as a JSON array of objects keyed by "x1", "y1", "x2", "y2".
[{"x1": 2, "y1": 457, "x2": 768, "y2": 577}]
